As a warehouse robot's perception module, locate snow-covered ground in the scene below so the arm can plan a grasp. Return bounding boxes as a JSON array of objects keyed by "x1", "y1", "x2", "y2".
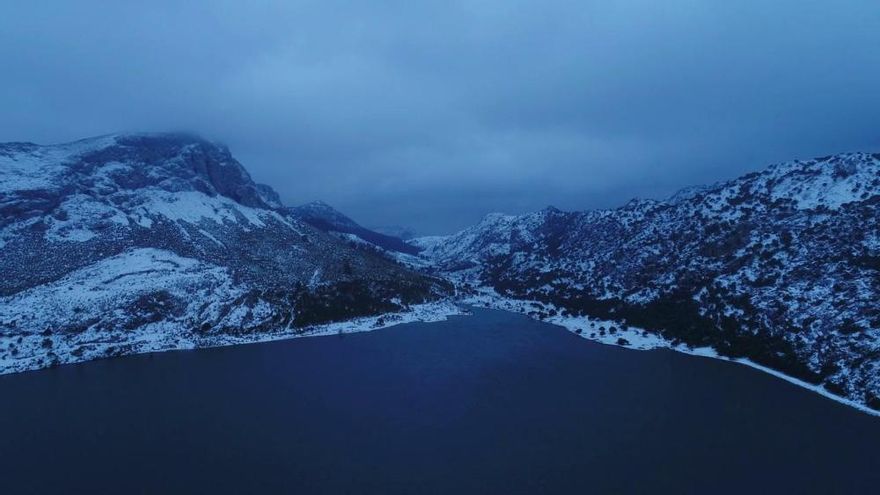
[
  {"x1": 255, "y1": 300, "x2": 464, "y2": 341},
  {"x1": 0, "y1": 297, "x2": 465, "y2": 375}
]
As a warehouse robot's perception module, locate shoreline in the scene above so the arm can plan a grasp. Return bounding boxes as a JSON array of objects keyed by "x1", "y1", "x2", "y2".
[
  {"x1": 460, "y1": 291, "x2": 880, "y2": 418},
  {"x1": 0, "y1": 300, "x2": 466, "y2": 376},
  {"x1": 3, "y1": 294, "x2": 877, "y2": 418}
]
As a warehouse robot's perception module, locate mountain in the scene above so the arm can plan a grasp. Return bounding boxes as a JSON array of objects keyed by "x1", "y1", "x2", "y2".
[
  {"x1": 419, "y1": 152, "x2": 880, "y2": 412},
  {"x1": 289, "y1": 201, "x2": 421, "y2": 255},
  {"x1": 4, "y1": 133, "x2": 877, "y2": 413},
  {"x1": 0, "y1": 133, "x2": 452, "y2": 373}
]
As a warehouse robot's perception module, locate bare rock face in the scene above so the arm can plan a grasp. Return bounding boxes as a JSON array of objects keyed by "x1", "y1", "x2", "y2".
[{"x1": 0, "y1": 133, "x2": 451, "y2": 373}]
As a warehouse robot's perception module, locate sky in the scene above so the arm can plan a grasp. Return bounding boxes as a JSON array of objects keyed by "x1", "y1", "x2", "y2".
[{"x1": 1, "y1": 1, "x2": 879, "y2": 234}]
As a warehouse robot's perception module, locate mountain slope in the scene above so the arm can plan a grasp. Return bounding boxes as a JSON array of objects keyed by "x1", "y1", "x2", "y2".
[
  {"x1": 0, "y1": 133, "x2": 451, "y2": 372},
  {"x1": 289, "y1": 200, "x2": 420, "y2": 255},
  {"x1": 421, "y1": 152, "x2": 880, "y2": 412}
]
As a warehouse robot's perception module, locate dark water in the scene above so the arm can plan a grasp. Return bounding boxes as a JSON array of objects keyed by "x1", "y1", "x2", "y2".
[{"x1": 1, "y1": 309, "x2": 878, "y2": 494}]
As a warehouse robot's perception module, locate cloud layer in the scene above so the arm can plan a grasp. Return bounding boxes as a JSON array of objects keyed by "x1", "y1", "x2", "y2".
[{"x1": 2, "y1": 1, "x2": 878, "y2": 232}]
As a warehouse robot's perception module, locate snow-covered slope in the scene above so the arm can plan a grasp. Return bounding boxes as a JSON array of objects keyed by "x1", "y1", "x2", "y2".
[
  {"x1": 0, "y1": 133, "x2": 451, "y2": 372},
  {"x1": 421, "y1": 152, "x2": 880, "y2": 412}
]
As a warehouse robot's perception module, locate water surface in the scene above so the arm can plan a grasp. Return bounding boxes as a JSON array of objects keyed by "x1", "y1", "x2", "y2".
[{"x1": 1, "y1": 308, "x2": 878, "y2": 494}]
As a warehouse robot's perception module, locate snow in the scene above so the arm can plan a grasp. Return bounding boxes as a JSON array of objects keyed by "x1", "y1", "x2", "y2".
[
  {"x1": 291, "y1": 301, "x2": 463, "y2": 339},
  {"x1": 141, "y1": 190, "x2": 268, "y2": 227},
  {"x1": 44, "y1": 194, "x2": 129, "y2": 242},
  {"x1": 0, "y1": 294, "x2": 464, "y2": 376},
  {"x1": 765, "y1": 154, "x2": 877, "y2": 210},
  {"x1": 0, "y1": 248, "x2": 249, "y2": 374},
  {"x1": 337, "y1": 232, "x2": 373, "y2": 247},
  {"x1": 0, "y1": 135, "x2": 120, "y2": 194},
  {"x1": 0, "y1": 134, "x2": 298, "y2": 248},
  {"x1": 198, "y1": 229, "x2": 225, "y2": 247},
  {"x1": 461, "y1": 289, "x2": 670, "y2": 351},
  {"x1": 0, "y1": 248, "x2": 239, "y2": 333}
]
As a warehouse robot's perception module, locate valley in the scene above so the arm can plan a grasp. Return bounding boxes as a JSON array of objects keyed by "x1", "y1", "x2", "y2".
[{"x1": 2, "y1": 134, "x2": 879, "y2": 415}]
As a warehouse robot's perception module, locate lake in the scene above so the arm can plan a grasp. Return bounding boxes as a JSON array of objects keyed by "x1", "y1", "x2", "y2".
[{"x1": 1, "y1": 308, "x2": 878, "y2": 494}]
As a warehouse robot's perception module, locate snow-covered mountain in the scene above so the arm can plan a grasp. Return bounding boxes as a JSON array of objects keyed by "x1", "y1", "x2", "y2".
[
  {"x1": 0, "y1": 133, "x2": 451, "y2": 373},
  {"x1": 4, "y1": 133, "x2": 878, "y2": 413},
  {"x1": 289, "y1": 201, "x2": 421, "y2": 255},
  {"x1": 418, "y1": 152, "x2": 880, "y2": 412}
]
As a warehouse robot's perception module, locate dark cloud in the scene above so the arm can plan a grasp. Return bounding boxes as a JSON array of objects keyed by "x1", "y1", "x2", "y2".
[{"x1": 2, "y1": 1, "x2": 878, "y2": 233}]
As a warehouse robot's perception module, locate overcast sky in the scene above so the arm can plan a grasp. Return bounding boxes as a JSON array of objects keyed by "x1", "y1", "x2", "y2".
[{"x1": 1, "y1": 1, "x2": 878, "y2": 233}]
